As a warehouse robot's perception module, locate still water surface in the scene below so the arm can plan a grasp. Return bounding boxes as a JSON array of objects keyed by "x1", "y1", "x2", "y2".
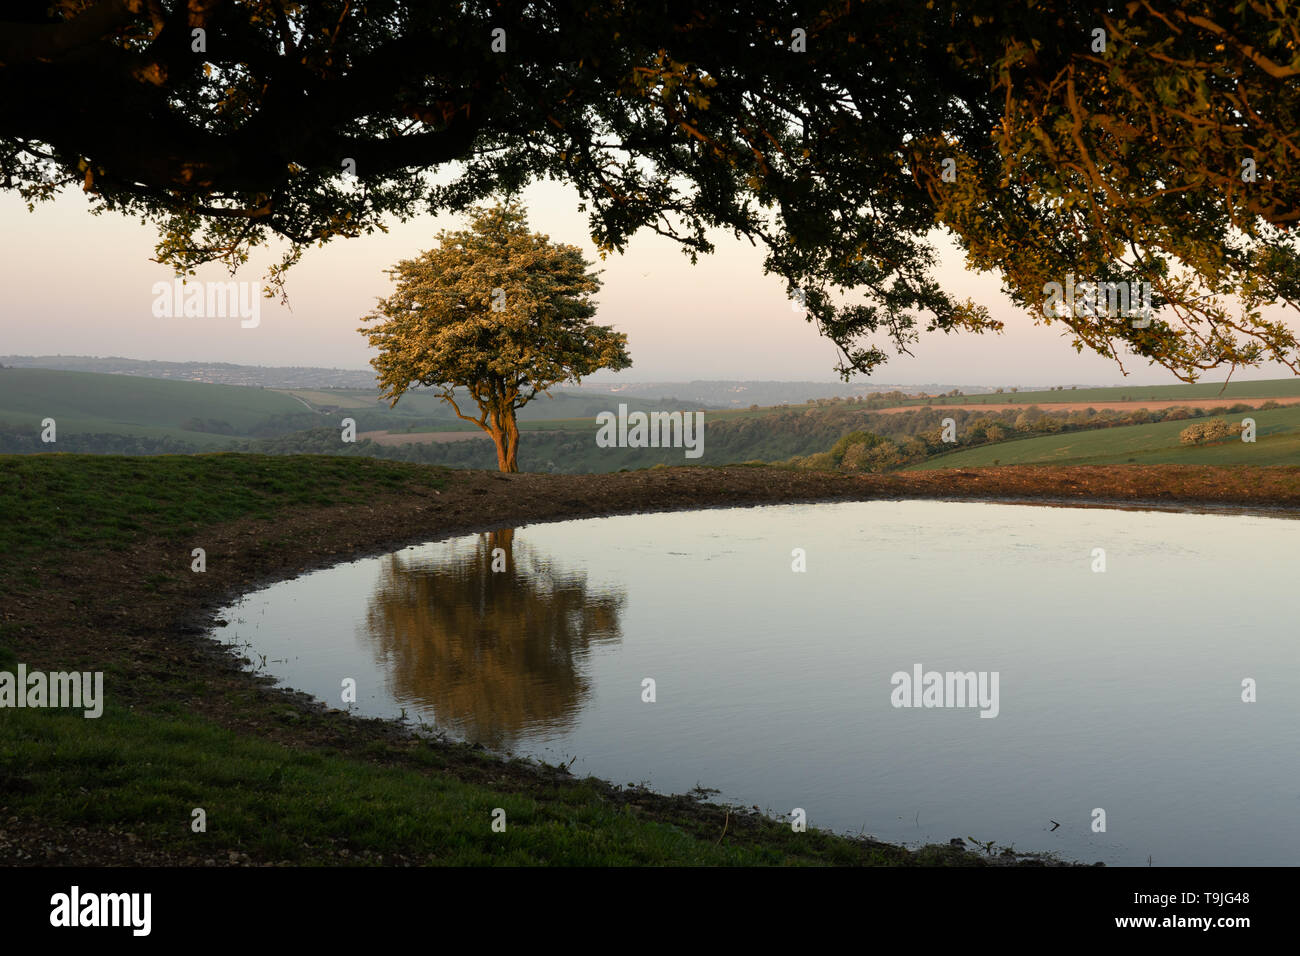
[{"x1": 216, "y1": 500, "x2": 1300, "y2": 866}]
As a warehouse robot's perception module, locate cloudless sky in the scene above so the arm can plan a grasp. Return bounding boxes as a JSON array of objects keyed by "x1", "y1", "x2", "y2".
[{"x1": 2, "y1": 176, "x2": 1297, "y2": 388}]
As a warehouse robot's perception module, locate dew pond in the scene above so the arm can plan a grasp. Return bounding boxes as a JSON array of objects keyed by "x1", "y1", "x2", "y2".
[{"x1": 215, "y1": 500, "x2": 1300, "y2": 866}]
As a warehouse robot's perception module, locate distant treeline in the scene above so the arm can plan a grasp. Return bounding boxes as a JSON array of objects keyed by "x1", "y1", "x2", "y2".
[
  {"x1": 783, "y1": 401, "x2": 1280, "y2": 472},
  {"x1": 0, "y1": 424, "x2": 497, "y2": 465},
  {"x1": 0, "y1": 426, "x2": 200, "y2": 455}
]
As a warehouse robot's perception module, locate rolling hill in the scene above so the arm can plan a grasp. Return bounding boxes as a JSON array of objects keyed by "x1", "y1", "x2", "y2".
[{"x1": 0, "y1": 368, "x2": 305, "y2": 445}]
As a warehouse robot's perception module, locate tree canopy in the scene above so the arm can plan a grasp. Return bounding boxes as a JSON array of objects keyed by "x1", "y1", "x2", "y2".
[
  {"x1": 359, "y1": 201, "x2": 629, "y2": 471},
  {"x1": 4, "y1": 1, "x2": 1300, "y2": 380}
]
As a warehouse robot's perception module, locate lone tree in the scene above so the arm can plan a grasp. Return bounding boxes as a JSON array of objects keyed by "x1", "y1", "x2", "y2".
[
  {"x1": 5, "y1": 2, "x2": 1300, "y2": 380},
  {"x1": 360, "y1": 202, "x2": 630, "y2": 472}
]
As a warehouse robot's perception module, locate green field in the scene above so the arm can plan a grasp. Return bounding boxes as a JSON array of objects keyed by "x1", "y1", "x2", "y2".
[
  {"x1": 0, "y1": 368, "x2": 305, "y2": 444},
  {"x1": 909, "y1": 405, "x2": 1300, "y2": 469},
  {"x1": 901, "y1": 377, "x2": 1300, "y2": 407}
]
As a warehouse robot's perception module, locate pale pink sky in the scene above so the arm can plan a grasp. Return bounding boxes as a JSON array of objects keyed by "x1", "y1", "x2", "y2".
[{"x1": 2, "y1": 176, "x2": 1296, "y2": 387}]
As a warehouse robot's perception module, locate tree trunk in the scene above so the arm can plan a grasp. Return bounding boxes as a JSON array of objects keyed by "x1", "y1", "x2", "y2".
[
  {"x1": 503, "y1": 407, "x2": 519, "y2": 472},
  {"x1": 490, "y1": 405, "x2": 520, "y2": 472}
]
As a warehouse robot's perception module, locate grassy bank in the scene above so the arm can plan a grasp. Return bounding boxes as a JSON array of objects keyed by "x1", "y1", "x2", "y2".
[{"x1": 2, "y1": 696, "x2": 865, "y2": 865}]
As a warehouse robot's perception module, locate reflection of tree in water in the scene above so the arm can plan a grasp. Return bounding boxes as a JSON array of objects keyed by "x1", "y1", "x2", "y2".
[{"x1": 362, "y1": 528, "x2": 625, "y2": 748}]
